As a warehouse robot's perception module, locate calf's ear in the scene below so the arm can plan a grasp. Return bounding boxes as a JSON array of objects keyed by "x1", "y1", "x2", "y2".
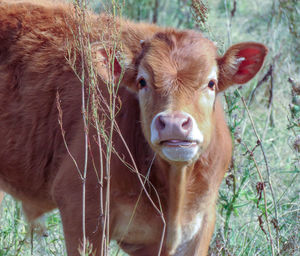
[
  {"x1": 92, "y1": 42, "x2": 122, "y2": 83},
  {"x1": 91, "y1": 42, "x2": 136, "y2": 87},
  {"x1": 217, "y1": 42, "x2": 268, "y2": 91}
]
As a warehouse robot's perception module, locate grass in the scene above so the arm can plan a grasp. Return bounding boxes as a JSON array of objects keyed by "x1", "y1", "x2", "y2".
[
  {"x1": 0, "y1": 195, "x2": 125, "y2": 256},
  {"x1": 0, "y1": 196, "x2": 64, "y2": 256}
]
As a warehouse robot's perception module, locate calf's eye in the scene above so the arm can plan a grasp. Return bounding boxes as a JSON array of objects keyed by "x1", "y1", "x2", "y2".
[
  {"x1": 208, "y1": 80, "x2": 216, "y2": 90},
  {"x1": 138, "y1": 78, "x2": 147, "y2": 89}
]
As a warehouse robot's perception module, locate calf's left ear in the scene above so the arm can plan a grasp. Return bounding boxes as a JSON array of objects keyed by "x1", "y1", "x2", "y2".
[{"x1": 217, "y1": 42, "x2": 268, "y2": 91}]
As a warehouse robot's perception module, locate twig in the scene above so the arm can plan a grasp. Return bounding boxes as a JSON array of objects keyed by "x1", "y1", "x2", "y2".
[
  {"x1": 262, "y1": 65, "x2": 274, "y2": 141},
  {"x1": 152, "y1": 0, "x2": 159, "y2": 23},
  {"x1": 248, "y1": 64, "x2": 273, "y2": 105},
  {"x1": 73, "y1": 2, "x2": 91, "y2": 254},
  {"x1": 224, "y1": 0, "x2": 232, "y2": 46},
  {"x1": 238, "y1": 89, "x2": 280, "y2": 255},
  {"x1": 115, "y1": 154, "x2": 156, "y2": 255},
  {"x1": 56, "y1": 92, "x2": 83, "y2": 180},
  {"x1": 114, "y1": 122, "x2": 166, "y2": 256},
  {"x1": 230, "y1": 0, "x2": 237, "y2": 18},
  {"x1": 248, "y1": 53, "x2": 281, "y2": 107},
  {"x1": 239, "y1": 140, "x2": 273, "y2": 245},
  {"x1": 268, "y1": 70, "x2": 274, "y2": 109}
]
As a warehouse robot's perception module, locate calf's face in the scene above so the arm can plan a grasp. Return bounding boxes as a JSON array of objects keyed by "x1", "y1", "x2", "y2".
[
  {"x1": 93, "y1": 30, "x2": 267, "y2": 164},
  {"x1": 136, "y1": 32, "x2": 218, "y2": 163},
  {"x1": 134, "y1": 31, "x2": 267, "y2": 164}
]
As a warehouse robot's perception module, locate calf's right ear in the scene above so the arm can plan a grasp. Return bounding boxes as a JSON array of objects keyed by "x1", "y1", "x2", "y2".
[
  {"x1": 217, "y1": 42, "x2": 268, "y2": 91},
  {"x1": 91, "y1": 42, "x2": 124, "y2": 84},
  {"x1": 91, "y1": 42, "x2": 137, "y2": 88}
]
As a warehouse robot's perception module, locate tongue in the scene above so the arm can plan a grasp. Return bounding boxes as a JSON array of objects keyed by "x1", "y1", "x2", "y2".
[
  {"x1": 169, "y1": 140, "x2": 182, "y2": 143},
  {"x1": 163, "y1": 140, "x2": 195, "y2": 146}
]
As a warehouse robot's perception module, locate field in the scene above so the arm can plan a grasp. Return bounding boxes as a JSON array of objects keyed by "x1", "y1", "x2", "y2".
[{"x1": 0, "y1": 0, "x2": 299, "y2": 255}]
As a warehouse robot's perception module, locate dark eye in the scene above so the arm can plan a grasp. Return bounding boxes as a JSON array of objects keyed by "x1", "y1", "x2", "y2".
[
  {"x1": 138, "y1": 77, "x2": 147, "y2": 89},
  {"x1": 208, "y1": 80, "x2": 216, "y2": 90}
]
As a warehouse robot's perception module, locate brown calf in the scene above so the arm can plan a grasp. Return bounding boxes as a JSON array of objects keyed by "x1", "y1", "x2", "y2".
[{"x1": 0, "y1": 1, "x2": 267, "y2": 255}]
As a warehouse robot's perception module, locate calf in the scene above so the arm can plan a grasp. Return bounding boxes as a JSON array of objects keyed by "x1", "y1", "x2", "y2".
[{"x1": 0, "y1": 1, "x2": 267, "y2": 255}]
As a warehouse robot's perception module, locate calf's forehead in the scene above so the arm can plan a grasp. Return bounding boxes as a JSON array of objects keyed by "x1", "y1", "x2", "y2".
[{"x1": 139, "y1": 30, "x2": 218, "y2": 91}]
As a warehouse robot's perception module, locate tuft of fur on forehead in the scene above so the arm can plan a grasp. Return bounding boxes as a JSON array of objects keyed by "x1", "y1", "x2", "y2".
[{"x1": 138, "y1": 30, "x2": 217, "y2": 95}]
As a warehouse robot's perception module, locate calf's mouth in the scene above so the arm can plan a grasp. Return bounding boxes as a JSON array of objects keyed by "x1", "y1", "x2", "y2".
[{"x1": 160, "y1": 140, "x2": 199, "y2": 147}]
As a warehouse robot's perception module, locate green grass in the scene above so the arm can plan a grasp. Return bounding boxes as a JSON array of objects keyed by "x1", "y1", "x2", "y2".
[
  {"x1": 0, "y1": 195, "x2": 127, "y2": 255},
  {"x1": 0, "y1": 196, "x2": 65, "y2": 256}
]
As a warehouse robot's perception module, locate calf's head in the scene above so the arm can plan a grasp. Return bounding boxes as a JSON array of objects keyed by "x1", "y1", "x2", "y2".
[{"x1": 93, "y1": 30, "x2": 267, "y2": 164}]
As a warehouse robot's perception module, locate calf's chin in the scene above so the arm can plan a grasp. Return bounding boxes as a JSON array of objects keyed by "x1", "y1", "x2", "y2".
[{"x1": 161, "y1": 144, "x2": 200, "y2": 162}]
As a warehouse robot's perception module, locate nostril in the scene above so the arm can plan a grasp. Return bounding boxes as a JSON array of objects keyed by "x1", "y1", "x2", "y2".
[
  {"x1": 182, "y1": 117, "x2": 192, "y2": 130},
  {"x1": 158, "y1": 116, "x2": 166, "y2": 129},
  {"x1": 156, "y1": 116, "x2": 166, "y2": 130}
]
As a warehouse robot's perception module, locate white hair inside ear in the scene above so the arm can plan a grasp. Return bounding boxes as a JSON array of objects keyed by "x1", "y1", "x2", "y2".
[
  {"x1": 236, "y1": 57, "x2": 245, "y2": 64},
  {"x1": 140, "y1": 40, "x2": 146, "y2": 48}
]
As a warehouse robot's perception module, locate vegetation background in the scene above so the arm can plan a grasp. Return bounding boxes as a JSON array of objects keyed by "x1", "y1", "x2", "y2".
[{"x1": 0, "y1": 0, "x2": 299, "y2": 255}]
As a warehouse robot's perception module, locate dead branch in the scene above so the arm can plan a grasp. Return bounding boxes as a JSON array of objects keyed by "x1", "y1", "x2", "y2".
[
  {"x1": 230, "y1": 0, "x2": 237, "y2": 18},
  {"x1": 152, "y1": 0, "x2": 159, "y2": 23},
  {"x1": 248, "y1": 64, "x2": 273, "y2": 105}
]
